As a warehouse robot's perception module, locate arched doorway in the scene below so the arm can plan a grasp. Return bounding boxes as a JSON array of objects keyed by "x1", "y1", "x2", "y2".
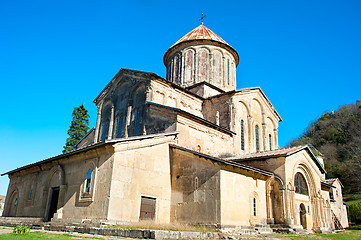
[{"x1": 300, "y1": 203, "x2": 307, "y2": 229}]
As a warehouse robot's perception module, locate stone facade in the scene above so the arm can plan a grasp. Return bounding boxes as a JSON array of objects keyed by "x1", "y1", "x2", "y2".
[{"x1": 2, "y1": 24, "x2": 348, "y2": 232}]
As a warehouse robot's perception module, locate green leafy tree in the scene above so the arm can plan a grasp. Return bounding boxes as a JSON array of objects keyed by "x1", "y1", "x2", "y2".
[
  {"x1": 287, "y1": 101, "x2": 361, "y2": 194},
  {"x1": 63, "y1": 104, "x2": 90, "y2": 153}
]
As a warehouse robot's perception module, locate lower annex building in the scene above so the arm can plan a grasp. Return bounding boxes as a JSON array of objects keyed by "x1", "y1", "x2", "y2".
[{"x1": 2, "y1": 24, "x2": 348, "y2": 232}]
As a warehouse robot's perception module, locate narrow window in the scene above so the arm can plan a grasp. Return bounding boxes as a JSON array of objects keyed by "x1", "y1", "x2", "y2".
[
  {"x1": 329, "y1": 190, "x2": 334, "y2": 200},
  {"x1": 14, "y1": 198, "x2": 18, "y2": 206},
  {"x1": 85, "y1": 169, "x2": 92, "y2": 193},
  {"x1": 29, "y1": 187, "x2": 33, "y2": 199},
  {"x1": 116, "y1": 115, "x2": 123, "y2": 138},
  {"x1": 269, "y1": 134, "x2": 272, "y2": 150},
  {"x1": 241, "y1": 120, "x2": 245, "y2": 150},
  {"x1": 100, "y1": 122, "x2": 109, "y2": 141},
  {"x1": 253, "y1": 198, "x2": 257, "y2": 216},
  {"x1": 227, "y1": 59, "x2": 230, "y2": 85},
  {"x1": 140, "y1": 196, "x2": 156, "y2": 220},
  {"x1": 134, "y1": 110, "x2": 140, "y2": 136},
  {"x1": 255, "y1": 125, "x2": 260, "y2": 152}
]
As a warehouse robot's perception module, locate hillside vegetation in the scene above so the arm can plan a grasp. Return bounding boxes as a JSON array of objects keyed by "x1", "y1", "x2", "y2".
[{"x1": 288, "y1": 101, "x2": 361, "y2": 194}]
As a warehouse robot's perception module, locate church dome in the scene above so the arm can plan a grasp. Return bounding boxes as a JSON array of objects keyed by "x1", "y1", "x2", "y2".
[
  {"x1": 164, "y1": 24, "x2": 239, "y2": 92},
  {"x1": 172, "y1": 24, "x2": 229, "y2": 47}
]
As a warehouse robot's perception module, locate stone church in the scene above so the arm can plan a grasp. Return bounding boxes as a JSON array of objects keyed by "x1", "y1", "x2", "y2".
[{"x1": 2, "y1": 24, "x2": 348, "y2": 232}]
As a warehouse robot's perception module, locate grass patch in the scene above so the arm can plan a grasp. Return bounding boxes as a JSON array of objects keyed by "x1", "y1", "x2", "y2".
[
  {"x1": 262, "y1": 230, "x2": 361, "y2": 240},
  {"x1": 105, "y1": 220, "x2": 216, "y2": 232},
  {"x1": 0, "y1": 232, "x2": 104, "y2": 240}
]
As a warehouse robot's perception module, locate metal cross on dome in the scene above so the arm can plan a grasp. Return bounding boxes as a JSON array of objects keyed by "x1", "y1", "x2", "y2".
[{"x1": 199, "y1": 13, "x2": 206, "y2": 24}]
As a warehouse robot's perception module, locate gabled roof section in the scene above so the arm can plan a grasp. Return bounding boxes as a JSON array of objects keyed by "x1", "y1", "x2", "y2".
[
  {"x1": 170, "y1": 144, "x2": 273, "y2": 177},
  {"x1": 74, "y1": 127, "x2": 95, "y2": 148},
  {"x1": 186, "y1": 81, "x2": 226, "y2": 93},
  {"x1": 93, "y1": 68, "x2": 205, "y2": 104},
  {"x1": 226, "y1": 145, "x2": 326, "y2": 174},
  {"x1": 2, "y1": 132, "x2": 180, "y2": 176},
  {"x1": 323, "y1": 178, "x2": 344, "y2": 188}
]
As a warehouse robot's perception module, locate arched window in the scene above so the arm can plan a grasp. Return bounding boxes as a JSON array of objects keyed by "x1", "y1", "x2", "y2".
[
  {"x1": 294, "y1": 172, "x2": 309, "y2": 195},
  {"x1": 85, "y1": 169, "x2": 92, "y2": 193},
  {"x1": 241, "y1": 120, "x2": 245, "y2": 150},
  {"x1": 269, "y1": 134, "x2": 272, "y2": 150},
  {"x1": 253, "y1": 198, "x2": 257, "y2": 216},
  {"x1": 100, "y1": 122, "x2": 109, "y2": 141},
  {"x1": 255, "y1": 125, "x2": 260, "y2": 152},
  {"x1": 116, "y1": 115, "x2": 123, "y2": 138}
]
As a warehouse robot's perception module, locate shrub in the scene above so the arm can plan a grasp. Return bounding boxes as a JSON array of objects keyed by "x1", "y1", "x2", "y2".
[
  {"x1": 349, "y1": 201, "x2": 361, "y2": 224},
  {"x1": 13, "y1": 225, "x2": 30, "y2": 234}
]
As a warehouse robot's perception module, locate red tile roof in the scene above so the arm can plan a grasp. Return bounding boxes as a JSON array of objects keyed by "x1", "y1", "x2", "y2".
[
  {"x1": 173, "y1": 24, "x2": 229, "y2": 46},
  {"x1": 226, "y1": 145, "x2": 305, "y2": 161}
]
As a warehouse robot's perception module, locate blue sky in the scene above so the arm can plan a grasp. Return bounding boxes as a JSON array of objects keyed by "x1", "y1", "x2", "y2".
[{"x1": 0, "y1": 0, "x2": 360, "y2": 195}]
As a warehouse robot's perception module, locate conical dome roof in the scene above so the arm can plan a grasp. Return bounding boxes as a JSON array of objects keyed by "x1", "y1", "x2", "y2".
[{"x1": 172, "y1": 24, "x2": 229, "y2": 47}]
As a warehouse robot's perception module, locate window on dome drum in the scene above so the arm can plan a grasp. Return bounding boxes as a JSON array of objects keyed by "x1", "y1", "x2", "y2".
[
  {"x1": 134, "y1": 110, "x2": 140, "y2": 136},
  {"x1": 269, "y1": 134, "x2": 272, "y2": 150},
  {"x1": 253, "y1": 198, "x2": 257, "y2": 216},
  {"x1": 255, "y1": 125, "x2": 260, "y2": 152},
  {"x1": 116, "y1": 115, "x2": 123, "y2": 138},
  {"x1": 85, "y1": 169, "x2": 92, "y2": 193},
  {"x1": 241, "y1": 120, "x2": 245, "y2": 150},
  {"x1": 227, "y1": 59, "x2": 230, "y2": 85},
  {"x1": 294, "y1": 172, "x2": 309, "y2": 195}
]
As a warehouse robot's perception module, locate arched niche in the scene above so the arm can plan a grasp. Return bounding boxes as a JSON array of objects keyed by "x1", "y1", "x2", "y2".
[
  {"x1": 99, "y1": 101, "x2": 112, "y2": 141},
  {"x1": 266, "y1": 177, "x2": 285, "y2": 224},
  {"x1": 130, "y1": 84, "x2": 146, "y2": 136},
  {"x1": 184, "y1": 49, "x2": 195, "y2": 85},
  {"x1": 212, "y1": 50, "x2": 223, "y2": 85},
  {"x1": 6, "y1": 188, "x2": 19, "y2": 216},
  {"x1": 173, "y1": 52, "x2": 182, "y2": 84},
  {"x1": 198, "y1": 48, "x2": 209, "y2": 82}
]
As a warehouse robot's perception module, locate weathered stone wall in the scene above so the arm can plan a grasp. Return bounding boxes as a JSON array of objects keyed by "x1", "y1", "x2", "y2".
[
  {"x1": 4, "y1": 146, "x2": 114, "y2": 221},
  {"x1": 329, "y1": 180, "x2": 349, "y2": 228},
  {"x1": 220, "y1": 168, "x2": 267, "y2": 226},
  {"x1": 149, "y1": 80, "x2": 203, "y2": 117},
  {"x1": 107, "y1": 135, "x2": 175, "y2": 224},
  {"x1": 175, "y1": 115, "x2": 234, "y2": 157},
  {"x1": 170, "y1": 148, "x2": 221, "y2": 225},
  {"x1": 203, "y1": 95, "x2": 232, "y2": 130}
]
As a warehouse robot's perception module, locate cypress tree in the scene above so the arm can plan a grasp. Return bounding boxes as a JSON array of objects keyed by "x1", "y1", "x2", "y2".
[{"x1": 63, "y1": 104, "x2": 90, "y2": 153}]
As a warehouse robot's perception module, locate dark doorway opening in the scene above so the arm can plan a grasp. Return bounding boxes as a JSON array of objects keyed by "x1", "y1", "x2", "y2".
[
  {"x1": 299, "y1": 203, "x2": 307, "y2": 229},
  {"x1": 139, "y1": 196, "x2": 156, "y2": 220},
  {"x1": 47, "y1": 187, "x2": 60, "y2": 221}
]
